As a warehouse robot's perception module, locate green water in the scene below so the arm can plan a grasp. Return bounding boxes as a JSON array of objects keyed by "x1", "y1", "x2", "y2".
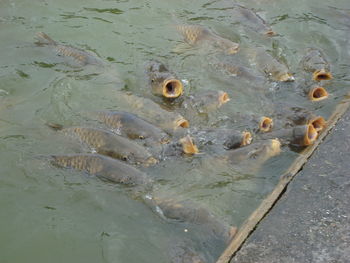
[{"x1": 1, "y1": 0, "x2": 349, "y2": 262}]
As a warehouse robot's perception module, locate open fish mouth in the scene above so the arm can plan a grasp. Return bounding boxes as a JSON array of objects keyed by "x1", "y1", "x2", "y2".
[
  {"x1": 259, "y1": 117, "x2": 273, "y2": 132},
  {"x1": 313, "y1": 69, "x2": 333, "y2": 81},
  {"x1": 162, "y1": 78, "x2": 183, "y2": 98},
  {"x1": 241, "y1": 131, "x2": 253, "y2": 146},
  {"x1": 308, "y1": 86, "x2": 329, "y2": 101},
  {"x1": 309, "y1": 116, "x2": 326, "y2": 133}
]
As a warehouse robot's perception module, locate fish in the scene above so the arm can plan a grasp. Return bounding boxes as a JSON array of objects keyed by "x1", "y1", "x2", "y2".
[
  {"x1": 300, "y1": 48, "x2": 332, "y2": 81},
  {"x1": 230, "y1": 5, "x2": 276, "y2": 36},
  {"x1": 182, "y1": 90, "x2": 230, "y2": 114},
  {"x1": 49, "y1": 124, "x2": 158, "y2": 166},
  {"x1": 146, "y1": 61, "x2": 183, "y2": 99},
  {"x1": 227, "y1": 113, "x2": 274, "y2": 133},
  {"x1": 273, "y1": 104, "x2": 326, "y2": 133},
  {"x1": 94, "y1": 110, "x2": 171, "y2": 144},
  {"x1": 35, "y1": 32, "x2": 104, "y2": 66},
  {"x1": 175, "y1": 24, "x2": 239, "y2": 55},
  {"x1": 145, "y1": 196, "x2": 236, "y2": 243},
  {"x1": 212, "y1": 62, "x2": 266, "y2": 84},
  {"x1": 223, "y1": 139, "x2": 281, "y2": 165},
  {"x1": 161, "y1": 135, "x2": 199, "y2": 157},
  {"x1": 50, "y1": 153, "x2": 152, "y2": 186},
  {"x1": 260, "y1": 124, "x2": 318, "y2": 146},
  {"x1": 246, "y1": 47, "x2": 294, "y2": 82},
  {"x1": 190, "y1": 128, "x2": 252, "y2": 150},
  {"x1": 116, "y1": 92, "x2": 189, "y2": 132}
]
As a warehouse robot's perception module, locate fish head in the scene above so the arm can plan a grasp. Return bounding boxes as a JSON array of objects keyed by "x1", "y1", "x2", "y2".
[{"x1": 219, "y1": 38, "x2": 240, "y2": 54}]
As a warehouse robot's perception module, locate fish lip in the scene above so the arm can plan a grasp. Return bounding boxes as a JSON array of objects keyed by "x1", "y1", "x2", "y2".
[
  {"x1": 309, "y1": 116, "x2": 326, "y2": 133},
  {"x1": 162, "y1": 78, "x2": 184, "y2": 98},
  {"x1": 175, "y1": 118, "x2": 190, "y2": 129},
  {"x1": 304, "y1": 124, "x2": 318, "y2": 146},
  {"x1": 313, "y1": 69, "x2": 333, "y2": 81},
  {"x1": 308, "y1": 86, "x2": 329, "y2": 102},
  {"x1": 241, "y1": 131, "x2": 252, "y2": 146}
]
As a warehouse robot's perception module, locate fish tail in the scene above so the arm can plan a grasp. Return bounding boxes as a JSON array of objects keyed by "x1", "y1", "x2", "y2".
[{"x1": 35, "y1": 32, "x2": 57, "y2": 46}]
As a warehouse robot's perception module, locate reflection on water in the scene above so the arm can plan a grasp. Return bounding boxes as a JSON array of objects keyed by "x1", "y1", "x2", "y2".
[{"x1": 1, "y1": 0, "x2": 350, "y2": 262}]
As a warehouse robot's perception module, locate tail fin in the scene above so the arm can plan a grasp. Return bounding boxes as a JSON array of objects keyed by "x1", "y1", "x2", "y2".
[
  {"x1": 35, "y1": 32, "x2": 57, "y2": 46},
  {"x1": 46, "y1": 122, "x2": 64, "y2": 131}
]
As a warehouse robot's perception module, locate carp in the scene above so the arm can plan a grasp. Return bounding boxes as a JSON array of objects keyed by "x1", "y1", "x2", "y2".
[
  {"x1": 260, "y1": 124, "x2": 318, "y2": 146},
  {"x1": 273, "y1": 104, "x2": 326, "y2": 133},
  {"x1": 145, "y1": 196, "x2": 236, "y2": 243},
  {"x1": 94, "y1": 110, "x2": 171, "y2": 144},
  {"x1": 223, "y1": 139, "x2": 281, "y2": 165},
  {"x1": 49, "y1": 124, "x2": 157, "y2": 166},
  {"x1": 227, "y1": 113, "x2": 273, "y2": 133},
  {"x1": 175, "y1": 24, "x2": 239, "y2": 55},
  {"x1": 50, "y1": 153, "x2": 151, "y2": 186},
  {"x1": 182, "y1": 90, "x2": 230, "y2": 114},
  {"x1": 230, "y1": 5, "x2": 276, "y2": 36},
  {"x1": 300, "y1": 48, "x2": 332, "y2": 81},
  {"x1": 116, "y1": 92, "x2": 189, "y2": 132},
  {"x1": 146, "y1": 61, "x2": 183, "y2": 99},
  {"x1": 212, "y1": 62, "x2": 266, "y2": 84},
  {"x1": 246, "y1": 47, "x2": 294, "y2": 82},
  {"x1": 189, "y1": 128, "x2": 252, "y2": 150},
  {"x1": 161, "y1": 135, "x2": 199, "y2": 157},
  {"x1": 35, "y1": 32, "x2": 104, "y2": 67}
]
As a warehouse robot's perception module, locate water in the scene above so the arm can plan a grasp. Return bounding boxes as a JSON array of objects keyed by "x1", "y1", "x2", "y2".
[{"x1": 1, "y1": 0, "x2": 350, "y2": 262}]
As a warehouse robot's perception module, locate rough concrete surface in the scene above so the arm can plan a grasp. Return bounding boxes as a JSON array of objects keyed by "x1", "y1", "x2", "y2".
[{"x1": 231, "y1": 110, "x2": 350, "y2": 263}]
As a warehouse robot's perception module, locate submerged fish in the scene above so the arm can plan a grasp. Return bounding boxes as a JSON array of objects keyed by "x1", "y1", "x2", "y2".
[
  {"x1": 300, "y1": 48, "x2": 332, "y2": 81},
  {"x1": 246, "y1": 47, "x2": 294, "y2": 82},
  {"x1": 35, "y1": 32, "x2": 104, "y2": 66},
  {"x1": 212, "y1": 62, "x2": 266, "y2": 84},
  {"x1": 94, "y1": 110, "x2": 171, "y2": 144},
  {"x1": 146, "y1": 61, "x2": 183, "y2": 99},
  {"x1": 230, "y1": 5, "x2": 276, "y2": 36},
  {"x1": 182, "y1": 90, "x2": 230, "y2": 114},
  {"x1": 145, "y1": 196, "x2": 236, "y2": 243},
  {"x1": 50, "y1": 125, "x2": 157, "y2": 166},
  {"x1": 175, "y1": 24, "x2": 239, "y2": 54},
  {"x1": 50, "y1": 153, "x2": 151, "y2": 186}
]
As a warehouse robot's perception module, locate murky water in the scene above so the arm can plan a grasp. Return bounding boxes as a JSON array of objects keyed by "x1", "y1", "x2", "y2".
[{"x1": 1, "y1": 0, "x2": 350, "y2": 262}]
